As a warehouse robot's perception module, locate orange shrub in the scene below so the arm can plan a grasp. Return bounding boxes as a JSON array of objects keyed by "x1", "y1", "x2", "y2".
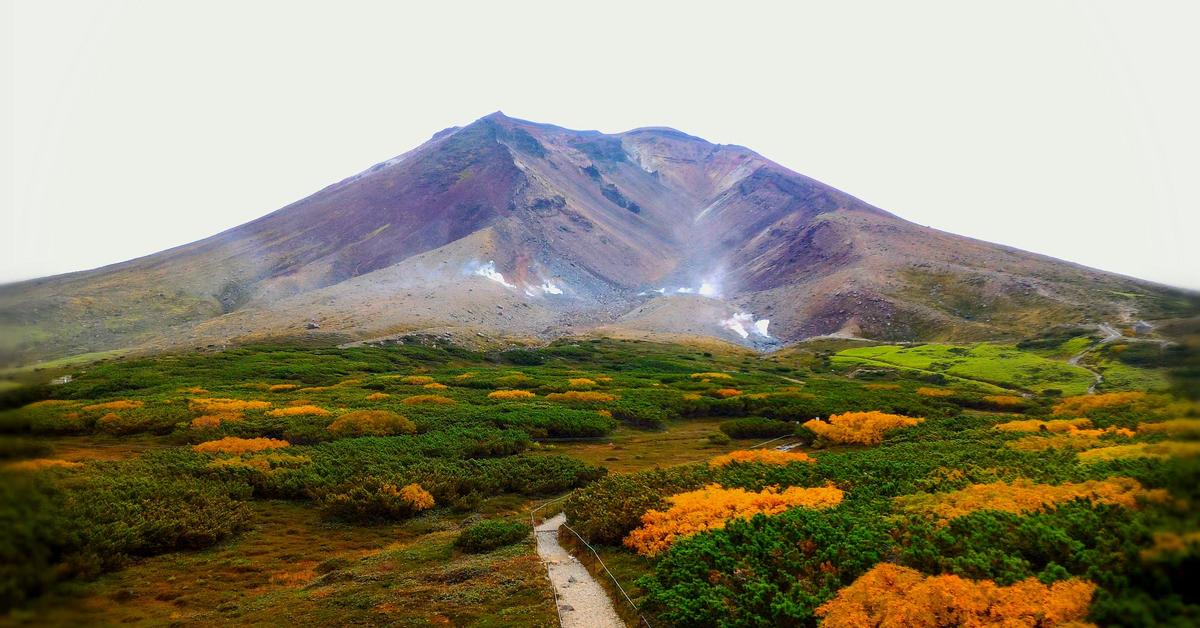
[
  {"x1": 269, "y1": 384, "x2": 299, "y2": 392},
  {"x1": 545, "y1": 391, "x2": 617, "y2": 404},
  {"x1": 193, "y1": 437, "x2": 290, "y2": 454},
  {"x1": 328, "y1": 410, "x2": 416, "y2": 437},
  {"x1": 568, "y1": 377, "x2": 598, "y2": 389},
  {"x1": 82, "y1": 399, "x2": 144, "y2": 412},
  {"x1": 401, "y1": 375, "x2": 436, "y2": 385},
  {"x1": 266, "y1": 405, "x2": 331, "y2": 417},
  {"x1": 894, "y1": 477, "x2": 1167, "y2": 523},
  {"x1": 488, "y1": 389, "x2": 537, "y2": 400},
  {"x1": 1052, "y1": 391, "x2": 1148, "y2": 416},
  {"x1": 365, "y1": 392, "x2": 390, "y2": 401},
  {"x1": 624, "y1": 484, "x2": 843, "y2": 556},
  {"x1": 802, "y1": 411, "x2": 924, "y2": 446},
  {"x1": 815, "y1": 563, "x2": 1095, "y2": 628},
  {"x1": 401, "y1": 395, "x2": 456, "y2": 405},
  {"x1": 916, "y1": 387, "x2": 954, "y2": 397},
  {"x1": 711, "y1": 388, "x2": 743, "y2": 398},
  {"x1": 995, "y1": 418, "x2": 1093, "y2": 433},
  {"x1": 190, "y1": 415, "x2": 225, "y2": 430},
  {"x1": 691, "y1": 372, "x2": 733, "y2": 380},
  {"x1": 709, "y1": 450, "x2": 814, "y2": 468},
  {"x1": 423, "y1": 382, "x2": 448, "y2": 390},
  {"x1": 597, "y1": 409, "x2": 613, "y2": 418},
  {"x1": 1141, "y1": 530, "x2": 1200, "y2": 561},
  {"x1": 4, "y1": 458, "x2": 84, "y2": 472},
  {"x1": 189, "y1": 397, "x2": 270, "y2": 414}
]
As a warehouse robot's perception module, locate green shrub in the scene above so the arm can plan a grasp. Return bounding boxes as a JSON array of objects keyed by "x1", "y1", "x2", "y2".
[
  {"x1": 455, "y1": 519, "x2": 530, "y2": 553},
  {"x1": 719, "y1": 417, "x2": 793, "y2": 439},
  {"x1": 328, "y1": 410, "x2": 416, "y2": 437}
]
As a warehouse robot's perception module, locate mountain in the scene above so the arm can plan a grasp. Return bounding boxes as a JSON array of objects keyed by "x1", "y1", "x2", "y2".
[{"x1": 1, "y1": 112, "x2": 1194, "y2": 366}]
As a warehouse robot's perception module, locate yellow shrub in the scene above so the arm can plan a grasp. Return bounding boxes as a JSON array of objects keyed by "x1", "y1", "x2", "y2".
[
  {"x1": 4, "y1": 458, "x2": 83, "y2": 472},
  {"x1": 454, "y1": 372, "x2": 476, "y2": 380},
  {"x1": 568, "y1": 378, "x2": 598, "y2": 389},
  {"x1": 711, "y1": 388, "x2": 743, "y2": 398},
  {"x1": 815, "y1": 563, "x2": 1095, "y2": 628},
  {"x1": 895, "y1": 477, "x2": 1167, "y2": 523},
  {"x1": 916, "y1": 387, "x2": 954, "y2": 397},
  {"x1": 1078, "y1": 441, "x2": 1200, "y2": 463},
  {"x1": 328, "y1": 410, "x2": 416, "y2": 437},
  {"x1": 690, "y1": 372, "x2": 733, "y2": 380},
  {"x1": 545, "y1": 391, "x2": 617, "y2": 404},
  {"x1": 189, "y1": 398, "x2": 271, "y2": 414},
  {"x1": 995, "y1": 418, "x2": 1093, "y2": 433},
  {"x1": 709, "y1": 450, "x2": 814, "y2": 468},
  {"x1": 423, "y1": 382, "x2": 448, "y2": 390},
  {"x1": 365, "y1": 392, "x2": 390, "y2": 401},
  {"x1": 401, "y1": 375, "x2": 436, "y2": 385},
  {"x1": 595, "y1": 376, "x2": 613, "y2": 383},
  {"x1": 597, "y1": 409, "x2": 613, "y2": 418},
  {"x1": 23, "y1": 400, "x2": 76, "y2": 409},
  {"x1": 624, "y1": 484, "x2": 843, "y2": 556},
  {"x1": 269, "y1": 384, "x2": 299, "y2": 392},
  {"x1": 488, "y1": 389, "x2": 537, "y2": 400},
  {"x1": 1139, "y1": 419, "x2": 1200, "y2": 438},
  {"x1": 401, "y1": 395, "x2": 456, "y2": 405},
  {"x1": 266, "y1": 405, "x2": 331, "y2": 417},
  {"x1": 178, "y1": 387, "x2": 209, "y2": 395},
  {"x1": 389, "y1": 482, "x2": 435, "y2": 511},
  {"x1": 1007, "y1": 433, "x2": 1108, "y2": 452},
  {"x1": 983, "y1": 394, "x2": 1026, "y2": 408},
  {"x1": 82, "y1": 399, "x2": 144, "y2": 412},
  {"x1": 803, "y1": 411, "x2": 924, "y2": 446},
  {"x1": 193, "y1": 437, "x2": 290, "y2": 454},
  {"x1": 1052, "y1": 391, "x2": 1148, "y2": 416}
]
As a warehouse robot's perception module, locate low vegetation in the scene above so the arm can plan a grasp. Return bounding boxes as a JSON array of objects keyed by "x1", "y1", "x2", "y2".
[{"x1": 0, "y1": 336, "x2": 1195, "y2": 625}]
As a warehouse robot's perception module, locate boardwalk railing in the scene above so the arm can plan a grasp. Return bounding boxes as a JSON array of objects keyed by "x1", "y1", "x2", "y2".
[{"x1": 530, "y1": 497, "x2": 652, "y2": 628}]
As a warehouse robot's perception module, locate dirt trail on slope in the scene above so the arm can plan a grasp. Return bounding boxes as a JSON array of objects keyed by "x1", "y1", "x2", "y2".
[
  {"x1": 534, "y1": 513, "x2": 625, "y2": 628},
  {"x1": 1069, "y1": 323, "x2": 1124, "y2": 393}
]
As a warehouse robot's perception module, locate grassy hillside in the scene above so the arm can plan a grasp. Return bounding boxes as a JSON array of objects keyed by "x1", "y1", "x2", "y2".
[{"x1": 0, "y1": 338, "x2": 1195, "y2": 625}]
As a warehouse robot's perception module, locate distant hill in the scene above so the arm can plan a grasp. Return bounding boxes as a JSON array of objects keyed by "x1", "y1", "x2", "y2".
[{"x1": 1, "y1": 112, "x2": 1194, "y2": 366}]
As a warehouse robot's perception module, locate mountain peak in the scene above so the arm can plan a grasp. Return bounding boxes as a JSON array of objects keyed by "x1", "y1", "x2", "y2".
[{"x1": 0, "y1": 113, "x2": 1190, "y2": 366}]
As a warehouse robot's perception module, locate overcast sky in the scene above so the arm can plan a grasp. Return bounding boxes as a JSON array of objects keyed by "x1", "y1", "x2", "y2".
[{"x1": 4, "y1": 0, "x2": 1198, "y2": 289}]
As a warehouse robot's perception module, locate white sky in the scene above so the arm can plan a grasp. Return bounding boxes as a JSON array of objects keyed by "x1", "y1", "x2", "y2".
[{"x1": 4, "y1": 0, "x2": 1198, "y2": 289}]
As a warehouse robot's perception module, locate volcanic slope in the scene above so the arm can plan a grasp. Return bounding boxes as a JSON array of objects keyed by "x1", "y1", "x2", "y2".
[{"x1": 1, "y1": 112, "x2": 1193, "y2": 365}]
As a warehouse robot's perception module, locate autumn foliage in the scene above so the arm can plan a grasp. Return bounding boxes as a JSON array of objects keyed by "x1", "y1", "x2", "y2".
[
  {"x1": 568, "y1": 378, "x2": 598, "y2": 389},
  {"x1": 401, "y1": 395, "x2": 456, "y2": 405},
  {"x1": 1077, "y1": 441, "x2": 1200, "y2": 463},
  {"x1": 266, "y1": 404, "x2": 331, "y2": 418},
  {"x1": 327, "y1": 410, "x2": 416, "y2": 437},
  {"x1": 391, "y1": 483, "x2": 435, "y2": 511},
  {"x1": 193, "y1": 437, "x2": 290, "y2": 455},
  {"x1": 1052, "y1": 391, "x2": 1147, "y2": 416},
  {"x1": 708, "y1": 449, "x2": 814, "y2": 468},
  {"x1": 624, "y1": 484, "x2": 844, "y2": 556},
  {"x1": 400, "y1": 375, "x2": 436, "y2": 385},
  {"x1": 711, "y1": 388, "x2": 743, "y2": 398},
  {"x1": 82, "y1": 399, "x2": 144, "y2": 412},
  {"x1": 894, "y1": 477, "x2": 1167, "y2": 523},
  {"x1": 1138, "y1": 419, "x2": 1200, "y2": 438},
  {"x1": 691, "y1": 372, "x2": 733, "y2": 380},
  {"x1": 983, "y1": 394, "x2": 1027, "y2": 408},
  {"x1": 3, "y1": 458, "x2": 84, "y2": 472},
  {"x1": 545, "y1": 391, "x2": 617, "y2": 404},
  {"x1": 815, "y1": 563, "x2": 1096, "y2": 628},
  {"x1": 189, "y1": 397, "x2": 270, "y2": 414},
  {"x1": 916, "y1": 387, "x2": 954, "y2": 398},
  {"x1": 995, "y1": 418, "x2": 1093, "y2": 433},
  {"x1": 488, "y1": 389, "x2": 537, "y2": 400},
  {"x1": 803, "y1": 411, "x2": 924, "y2": 445}
]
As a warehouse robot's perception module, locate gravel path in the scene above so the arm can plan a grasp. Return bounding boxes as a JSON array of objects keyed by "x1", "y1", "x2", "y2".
[{"x1": 534, "y1": 513, "x2": 625, "y2": 628}]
